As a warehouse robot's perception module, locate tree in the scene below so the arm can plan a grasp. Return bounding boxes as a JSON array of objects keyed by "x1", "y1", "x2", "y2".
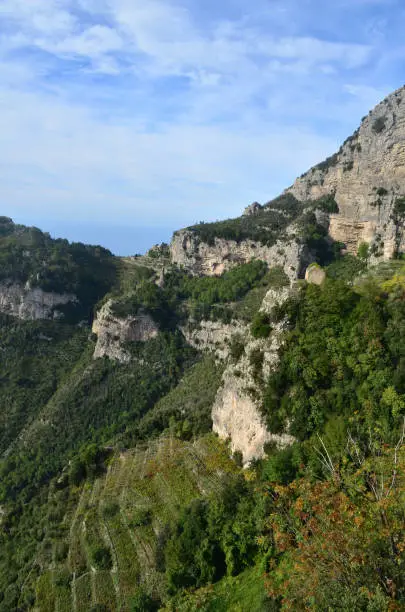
[{"x1": 357, "y1": 241, "x2": 369, "y2": 260}]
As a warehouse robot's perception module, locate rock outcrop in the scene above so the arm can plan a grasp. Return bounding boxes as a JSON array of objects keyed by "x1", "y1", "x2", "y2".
[
  {"x1": 286, "y1": 85, "x2": 405, "y2": 258},
  {"x1": 305, "y1": 264, "x2": 326, "y2": 285},
  {"x1": 170, "y1": 229, "x2": 310, "y2": 281},
  {"x1": 181, "y1": 319, "x2": 246, "y2": 360},
  {"x1": 0, "y1": 282, "x2": 77, "y2": 320},
  {"x1": 92, "y1": 300, "x2": 159, "y2": 363},
  {"x1": 211, "y1": 286, "x2": 295, "y2": 465},
  {"x1": 243, "y1": 201, "x2": 263, "y2": 216}
]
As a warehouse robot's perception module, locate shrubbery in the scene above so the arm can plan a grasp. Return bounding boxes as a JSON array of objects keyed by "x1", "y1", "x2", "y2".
[
  {"x1": 251, "y1": 312, "x2": 272, "y2": 338},
  {"x1": 0, "y1": 219, "x2": 117, "y2": 320},
  {"x1": 263, "y1": 275, "x2": 405, "y2": 440}
]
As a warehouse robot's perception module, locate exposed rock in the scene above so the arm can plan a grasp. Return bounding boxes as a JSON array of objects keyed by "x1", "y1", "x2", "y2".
[
  {"x1": 0, "y1": 281, "x2": 77, "y2": 320},
  {"x1": 146, "y1": 243, "x2": 170, "y2": 259},
  {"x1": 212, "y1": 286, "x2": 295, "y2": 465},
  {"x1": 305, "y1": 264, "x2": 326, "y2": 285},
  {"x1": 213, "y1": 382, "x2": 293, "y2": 465},
  {"x1": 286, "y1": 85, "x2": 405, "y2": 258},
  {"x1": 243, "y1": 201, "x2": 262, "y2": 216},
  {"x1": 181, "y1": 320, "x2": 247, "y2": 360},
  {"x1": 260, "y1": 286, "x2": 292, "y2": 315},
  {"x1": 170, "y1": 229, "x2": 310, "y2": 281},
  {"x1": 92, "y1": 299, "x2": 159, "y2": 363}
]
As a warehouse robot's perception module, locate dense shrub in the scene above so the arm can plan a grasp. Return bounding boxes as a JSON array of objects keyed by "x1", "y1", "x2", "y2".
[
  {"x1": 372, "y1": 116, "x2": 386, "y2": 133},
  {"x1": 326, "y1": 254, "x2": 366, "y2": 281},
  {"x1": 0, "y1": 220, "x2": 117, "y2": 320},
  {"x1": 263, "y1": 276, "x2": 405, "y2": 440},
  {"x1": 251, "y1": 312, "x2": 272, "y2": 338},
  {"x1": 91, "y1": 546, "x2": 112, "y2": 570},
  {"x1": 164, "y1": 476, "x2": 262, "y2": 593},
  {"x1": 229, "y1": 335, "x2": 245, "y2": 362},
  {"x1": 357, "y1": 241, "x2": 369, "y2": 260},
  {"x1": 187, "y1": 195, "x2": 303, "y2": 247}
]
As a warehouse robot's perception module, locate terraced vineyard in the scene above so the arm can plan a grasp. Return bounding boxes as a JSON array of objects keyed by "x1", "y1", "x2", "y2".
[{"x1": 34, "y1": 435, "x2": 238, "y2": 612}]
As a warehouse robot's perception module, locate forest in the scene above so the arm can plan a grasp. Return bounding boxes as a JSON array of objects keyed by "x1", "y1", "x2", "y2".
[{"x1": 0, "y1": 214, "x2": 405, "y2": 611}]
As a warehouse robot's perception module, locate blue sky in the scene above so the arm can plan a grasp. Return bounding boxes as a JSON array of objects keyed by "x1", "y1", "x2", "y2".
[{"x1": 0, "y1": 0, "x2": 404, "y2": 254}]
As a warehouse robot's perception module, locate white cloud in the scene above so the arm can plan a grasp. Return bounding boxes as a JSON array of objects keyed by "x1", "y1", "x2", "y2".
[
  {"x1": 0, "y1": 0, "x2": 76, "y2": 37},
  {"x1": 259, "y1": 37, "x2": 372, "y2": 69},
  {"x1": 40, "y1": 25, "x2": 124, "y2": 58},
  {"x1": 0, "y1": 80, "x2": 336, "y2": 225},
  {"x1": 0, "y1": 0, "x2": 400, "y2": 241}
]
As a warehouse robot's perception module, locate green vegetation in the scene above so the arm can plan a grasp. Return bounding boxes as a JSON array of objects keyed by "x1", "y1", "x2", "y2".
[
  {"x1": 250, "y1": 312, "x2": 272, "y2": 338},
  {"x1": 164, "y1": 565, "x2": 273, "y2": 612},
  {"x1": 133, "y1": 356, "x2": 224, "y2": 441},
  {"x1": 3, "y1": 436, "x2": 239, "y2": 612},
  {"x1": 326, "y1": 254, "x2": 367, "y2": 281},
  {"x1": 0, "y1": 331, "x2": 197, "y2": 504},
  {"x1": 0, "y1": 218, "x2": 117, "y2": 320},
  {"x1": 231, "y1": 266, "x2": 289, "y2": 322},
  {"x1": 185, "y1": 193, "x2": 338, "y2": 252},
  {"x1": 372, "y1": 116, "x2": 387, "y2": 133},
  {"x1": 164, "y1": 476, "x2": 260, "y2": 592},
  {"x1": 0, "y1": 316, "x2": 88, "y2": 454},
  {"x1": 357, "y1": 241, "x2": 369, "y2": 260},
  {"x1": 2, "y1": 212, "x2": 405, "y2": 611},
  {"x1": 263, "y1": 271, "x2": 405, "y2": 440},
  {"x1": 312, "y1": 194, "x2": 339, "y2": 213},
  {"x1": 105, "y1": 260, "x2": 273, "y2": 327},
  {"x1": 314, "y1": 152, "x2": 339, "y2": 172},
  {"x1": 162, "y1": 260, "x2": 269, "y2": 323},
  {"x1": 186, "y1": 195, "x2": 300, "y2": 247},
  {"x1": 393, "y1": 196, "x2": 405, "y2": 219}
]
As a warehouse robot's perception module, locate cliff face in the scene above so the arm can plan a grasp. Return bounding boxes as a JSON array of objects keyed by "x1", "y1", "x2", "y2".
[
  {"x1": 210, "y1": 286, "x2": 295, "y2": 465},
  {"x1": 170, "y1": 228, "x2": 310, "y2": 281},
  {"x1": 286, "y1": 86, "x2": 405, "y2": 257},
  {"x1": 181, "y1": 319, "x2": 247, "y2": 360},
  {"x1": 0, "y1": 282, "x2": 77, "y2": 320},
  {"x1": 92, "y1": 300, "x2": 159, "y2": 363}
]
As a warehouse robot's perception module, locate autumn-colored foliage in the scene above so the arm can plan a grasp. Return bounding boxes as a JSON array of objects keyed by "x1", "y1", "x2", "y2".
[{"x1": 265, "y1": 443, "x2": 405, "y2": 610}]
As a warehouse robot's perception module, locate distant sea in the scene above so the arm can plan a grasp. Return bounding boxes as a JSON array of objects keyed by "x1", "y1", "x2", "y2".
[{"x1": 12, "y1": 216, "x2": 175, "y2": 256}]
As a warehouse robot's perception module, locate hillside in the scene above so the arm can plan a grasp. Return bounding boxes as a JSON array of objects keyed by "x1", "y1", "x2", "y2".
[
  {"x1": 1, "y1": 87, "x2": 405, "y2": 611},
  {"x1": 286, "y1": 86, "x2": 405, "y2": 258}
]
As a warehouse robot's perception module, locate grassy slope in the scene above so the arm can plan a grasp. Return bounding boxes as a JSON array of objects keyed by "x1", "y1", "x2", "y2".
[
  {"x1": 33, "y1": 435, "x2": 239, "y2": 612},
  {"x1": 163, "y1": 565, "x2": 272, "y2": 612}
]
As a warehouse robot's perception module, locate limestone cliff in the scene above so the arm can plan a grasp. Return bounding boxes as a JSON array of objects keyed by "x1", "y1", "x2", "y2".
[
  {"x1": 286, "y1": 85, "x2": 405, "y2": 258},
  {"x1": 0, "y1": 281, "x2": 77, "y2": 320},
  {"x1": 181, "y1": 319, "x2": 247, "y2": 360},
  {"x1": 211, "y1": 286, "x2": 295, "y2": 465},
  {"x1": 92, "y1": 299, "x2": 159, "y2": 363},
  {"x1": 170, "y1": 228, "x2": 309, "y2": 281}
]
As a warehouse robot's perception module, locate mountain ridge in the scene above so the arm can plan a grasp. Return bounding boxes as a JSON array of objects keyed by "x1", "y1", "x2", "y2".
[{"x1": 2, "y1": 86, "x2": 405, "y2": 611}]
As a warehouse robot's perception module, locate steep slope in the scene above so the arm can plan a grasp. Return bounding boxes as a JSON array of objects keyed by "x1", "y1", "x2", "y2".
[
  {"x1": 3, "y1": 85, "x2": 405, "y2": 611},
  {"x1": 30, "y1": 436, "x2": 237, "y2": 612},
  {"x1": 169, "y1": 193, "x2": 337, "y2": 279},
  {"x1": 286, "y1": 85, "x2": 405, "y2": 257},
  {"x1": 0, "y1": 217, "x2": 117, "y2": 321}
]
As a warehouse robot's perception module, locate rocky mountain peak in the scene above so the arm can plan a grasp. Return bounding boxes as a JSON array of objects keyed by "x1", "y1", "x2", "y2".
[{"x1": 286, "y1": 85, "x2": 405, "y2": 258}]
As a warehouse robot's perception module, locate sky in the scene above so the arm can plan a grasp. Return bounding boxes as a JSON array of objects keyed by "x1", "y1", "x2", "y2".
[{"x1": 0, "y1": 0, "x2": 404, "y2": 255}]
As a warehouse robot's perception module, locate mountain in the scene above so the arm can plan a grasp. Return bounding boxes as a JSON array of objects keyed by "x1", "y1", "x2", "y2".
[
  {"x1": 1, "y1": 87, "x2": 405, "y2": 611},
  {"x1": 287, "y1": 86, "x2": 405, "y2": 258}
]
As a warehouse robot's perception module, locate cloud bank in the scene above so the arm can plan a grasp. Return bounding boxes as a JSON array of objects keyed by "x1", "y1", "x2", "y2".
[{"x1": 0, "y1": 0, "x2": 403, "y2": 251}]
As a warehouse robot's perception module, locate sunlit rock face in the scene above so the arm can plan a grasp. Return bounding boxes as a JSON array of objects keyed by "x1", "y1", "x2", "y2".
[
  {"x1": 211, "y1": 285, "x2": 295, "y2": 465},
  {"x1": 92, "y1": 299, "x2": 159, "y2": 363},
  {"x1": 170, "y1": 229, "x2": 309, "y2": 282},
  {"x1": 286, "y1": 86, "x2": 405, "y2": 258},
  {"x1": 0, "y1": 282, "x2": 77, "y2": 320}
]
